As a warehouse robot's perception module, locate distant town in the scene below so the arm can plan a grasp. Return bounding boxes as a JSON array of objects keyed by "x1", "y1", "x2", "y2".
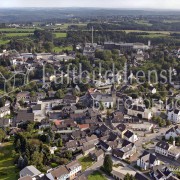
[{"x1": 0, "y1": 7, "x2": 180, "y2": 180}]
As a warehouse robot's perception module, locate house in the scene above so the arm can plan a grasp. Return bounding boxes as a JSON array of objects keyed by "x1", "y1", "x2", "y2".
[
  {"x1": 85, "y1": 135, "x2": 99, "y2": 145},
  {"x1": 165, "y1": 126, "x2": 180, "y2": 140},
  {"x1": 95, "y1": 124, "x2": 110, "y2": 136},
  {"x1": 93, "y1": 94, "x2": 114, "y2": 109},
  {"x1": 65, "y1": 140, "x2": 78, "y2": 151},
  {"x1": 167, "y1": 109, "x2": 180, "y2": 124},
  {"x1": 16, "y1": 110, "x2": 35, "y2": 125},
  {"x1": 134, "y1": 173, "x2": 149, "y2": 180},
  {"x1": 149, "y1": 86, "x2": 156, "y2": 94},
  {"x1": 150, "y1": 165, "x2": 175, "y2": 180},
  {"x1": 137, "y1": 151, "x2": 160, "y2": 170},
  {"x1": 116, "y1": 123, "x2": 127, "y2": 138},
  {"x1": 155, "y1": 141, "x2": 180, "y2": 160},
  {"x1": 129, "y1": 122, "x2": 154, "y2": 132},
  {"x1": 112, "y1": 140, "x2": 136, "y2": 160},
  {"x1": 111, "y1": 111, "x2": 124, "y2": 123},
  {"x1": 70, "y1": 113, "x2": 86, "y2": 124},
  {"x1": 99, "y1": 140, "x2": 112, "y2": 152},
  {"x1": 63, "y1": 95, "x2": 79, "y2": 104},
  {"x1": 18, "y1": 175, "x2": 33, "y2": 180},
  {"x1": 19, "y1": 166, "x2": 42, "y2": 179},
  {"x1": 82, "y1": 144, "x2": 95, "y2": 156},
  {"x1": 0, "y1": 118, "x2": 11, "y2": 128},
  {"x1": 48, "y1": 91, "x2": 56, "y2": 98},
  {"x1": 46, "y1": 165, "x2": 69, "y2": 180},
  {"x1": 17, "y1": 91, "x2": 30, "y2": 102},
  {"x1": 0, "y1": 106, "x2": 10, "y2": 118},
  {"x1": 65, "y1": 160, "x2": 82, "y2": 180},
  {"x1": 127, "y1": 105, "x2": 152, "y2": 120},
  {"x1": 49, "y1": 146, "x2": 58, "y2": 154},
  {"x1": 124, "y1": 130, "x2": 138, "y2": 143},
  {"x1": 89, "y1": 149, "x2": 104, "y2": 161}
]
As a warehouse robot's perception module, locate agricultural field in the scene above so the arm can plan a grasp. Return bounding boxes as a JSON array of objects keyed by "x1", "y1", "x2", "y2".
[
  {"x1": 139, "y1": 33, "x2": 169, "y2": 38},
  {"x1": 135, "y1": 20, "x2": 153, "y2": 26},
  {"x1": 3, "y1": 33, "x2": 32, "y2": 37},
  {"x1": 57, "y1": 23, "x2": 87, "y2": 30},
  {"x1": 125, "y1": 30, "x2": 171, "y2": 34},
  {"x1": 0, "y1": 142, "x2": 19, "y2": 180},
  {"x1": 0, "y1": 28, "x2": 37, "y2": 33},
  {"x1": 54, "y1": 32, "x2": 67, "y2": 38}
]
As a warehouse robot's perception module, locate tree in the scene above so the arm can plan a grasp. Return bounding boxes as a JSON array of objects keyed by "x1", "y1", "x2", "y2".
[
  {"x1": 166, "y1": 120, "x2": 171, "y2": 127},
  {"x1": 58, "y1": 138, "x2": 63, "y2": 147},
  {"x1": 55, "y1": 89, "x2": 65, "y2": 99},
  {"x1": 65, "y1": 150, "x2": 72, "y2": 160},
  {"x1": 17, "y1": 156, "x2": 24, "y2": 169},
  {"x1": 124, "y1": 173, "x2": 136, "y2": 180},
  {"x1": 31, "y1": 151, "x2": 44, "y2": 168},
  {"x1": 0, "y1": 129, "x2": 5, "y2": 142},
  {"x1": 103, "y1": 154, "x2": 112, "y2": 174},
  {"x1": 169, "y1": 136, "x2": 174, "y2": 144},
  {"x1": 46, "y1": 135, "x2": 51, "y2": 144}
]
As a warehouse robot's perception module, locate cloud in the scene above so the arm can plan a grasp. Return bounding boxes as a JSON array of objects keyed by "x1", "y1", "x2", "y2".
[{"x1": 1, "y1": 0, "x2": 180, "y2": 9}]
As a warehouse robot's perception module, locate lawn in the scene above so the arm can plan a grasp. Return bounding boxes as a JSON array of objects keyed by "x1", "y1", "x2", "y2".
[
  {"x1": 0, "y1": 40, "x2": 10, "y2": 45},
  {"x1": 78, "y1": 156, "x2": 94, "y2": 172},
  {"x1": 4, "y1": 33, "x2": 32, "y2": 37},
  {"x1": 0, "y1": 142, "x2": 19, "y2": 180},
  {"x1": 53, "y1": 46, "x2": 73, "y2": 52},
  {"x1": 88, "y1": 171, "x2": 107, "y2": 180},
  {"x1": 54, "y1": 32, "x2": 67, "y2": 38}
]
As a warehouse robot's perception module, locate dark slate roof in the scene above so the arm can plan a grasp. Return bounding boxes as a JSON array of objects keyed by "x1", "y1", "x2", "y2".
[
  {"x1": 174, "y1": 109, "x2": 180, "y2": 114},
  {"x1": 99, "y1": 140, "x2": 110, "y2": 150},
  {"x1": 32, "y1": 104, "x2": 41, "y2": 111},
  {"x1": 135, "y1": 173, "x2": 149, "y2": 180},
  {"x1": 130, "y1": 105, "x2": 145, "y2": 112},
  {"x1": 16, "y1": 110, "x2": 34, "y2": 123},
  {"x1": 124, "y1": 130, "x2": 134, "y2": 139},
  {"x1": 108, "y1": 132, "x2": 118, "y2": 141},
  {"x1": 165, "y1": 126, "x2": 180, "y2": 134},
  {"x1": 156, "y1": 141, "x2": 170, "y2": 150},
  {"x1": 140, "y1": 150, "x2": 157, "y2": 165},
  {"x1": 112, "y1": 148, "x2": 124, "y2": 158},
  {"x1": 122, "y1": 139, "x2": 132, "y2": 147},
  {"x1": 116, "y1": 123, "x2": 126, "y2": 132}
]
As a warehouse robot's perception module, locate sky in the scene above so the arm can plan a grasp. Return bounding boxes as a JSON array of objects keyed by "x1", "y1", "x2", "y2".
[{"x1": 1, "y1": 0, "x2": 180, "y2": 10}]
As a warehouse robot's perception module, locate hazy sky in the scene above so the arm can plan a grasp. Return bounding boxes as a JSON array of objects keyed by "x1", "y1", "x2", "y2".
[{"x1": 1, "y1": 0, "x2": 180, "y2": 9}]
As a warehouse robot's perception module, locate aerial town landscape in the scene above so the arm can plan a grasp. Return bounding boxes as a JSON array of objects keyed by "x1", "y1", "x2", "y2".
[{"x1": 0, "y1": 1, "x2": 180, "y2": 180}]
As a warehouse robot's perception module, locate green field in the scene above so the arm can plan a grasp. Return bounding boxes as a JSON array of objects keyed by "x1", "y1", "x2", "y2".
[
  {"x1": 54, "y1": 32, "x2": 67, "y2": 38},
  {"x1": 0, "y1": 40, "x2": 10, "y2": 45},
  {"x1": 125, "y1": 30, "x2": 171, "y2": 35},
  {"x1": 135, "y1": 20, "x2": 152, "y2": 26},
  {"x1": 4, "y1": 33, "x2": 32, "y2": 37},
  {"x1": 0, "y1": 142, "x2": 19, "y2": 180},
  {"x1": 53, "y1": 46, "x2": 73, "y2": 52},
  {"x1": 59, "y1": 23, "x2": 87, "y2": 30},
  {"x1": 0, "y1": 28, "x2": 37, "y2": 32},
  {"x1": 78, "y1": 156, "x2": 94, "y2": 172},
  {"x1": 140, "y1": 33, "x2": 169, "y2": 38},
  {"x1": 88, "y1": 171, "x2": 107, "y2": 180}
]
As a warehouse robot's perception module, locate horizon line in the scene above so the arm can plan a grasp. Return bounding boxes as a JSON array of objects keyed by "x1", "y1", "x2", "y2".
[{"x1": 0, "y1": 7, "x2": 180, "y2": 11}]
